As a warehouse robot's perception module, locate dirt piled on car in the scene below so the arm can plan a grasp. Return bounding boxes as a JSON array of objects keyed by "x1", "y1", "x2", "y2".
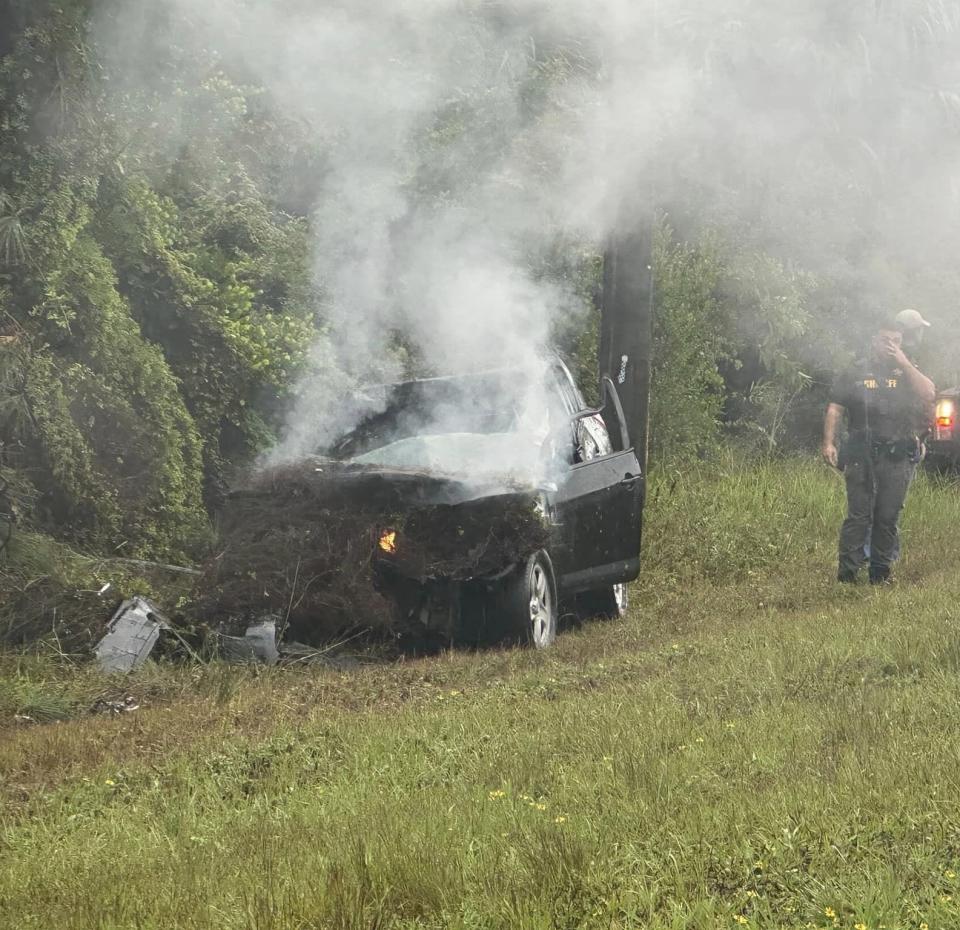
[{"x1": 193, "y1": 459, "x2": 549, "y2": 643}]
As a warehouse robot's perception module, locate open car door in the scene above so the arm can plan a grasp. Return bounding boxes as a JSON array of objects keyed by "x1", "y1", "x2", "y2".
[{"x1": 551, "y1": 378, "x2": 644, "y2": 594}]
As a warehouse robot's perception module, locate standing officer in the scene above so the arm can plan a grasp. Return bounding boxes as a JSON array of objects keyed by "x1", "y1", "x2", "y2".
[{"x1": 822, "y1": 309, "x2": 936, "y2": 584}]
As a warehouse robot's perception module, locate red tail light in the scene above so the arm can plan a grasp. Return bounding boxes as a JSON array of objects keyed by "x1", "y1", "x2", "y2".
[
  {"x1": 936, "y1": 399, "x2": 955, "y2": 429},
  {"x1": 936, "y1": 399, "x2": 955, "y2": 440}
]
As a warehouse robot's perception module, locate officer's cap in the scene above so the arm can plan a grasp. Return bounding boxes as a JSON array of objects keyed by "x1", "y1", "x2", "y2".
[{"x1": 894, "y1": 308, "x2": 931, "y2": 331}]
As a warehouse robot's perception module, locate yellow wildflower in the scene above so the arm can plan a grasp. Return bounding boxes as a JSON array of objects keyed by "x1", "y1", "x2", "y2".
[
  {"x1": 920, "y1": 923, "x2": 929, "y2": 930},
  {"x1": 824, "y1": 908, "x2": 837, "y2": 920},
  {"x1": 745, "y1": 890, "x2": 758, "y2": 899},
  {"x1": 535, "y1": 803, "x2": 547, "y2": 811},
  {"x1": 733, "y1": 917, "x2": 749, "y2": 926},
  {"x1": 488, "y1": 789, "x2": 507, "y2": 800},
  {"x1": 941, "y1": 894, "x2": 952, "y2": 903},
  {"x1": 554, "y1": 816, "x2": 567, "y2": 824},
  {"x1": 105, "y1": 779, "x2": 116, "y2": 786},
  {"x1": 947, "y1": 869, "x2": 957, "y2": 880},
  {"x1": 854, "y1": 923, "x2": 867, "y2": 930}
]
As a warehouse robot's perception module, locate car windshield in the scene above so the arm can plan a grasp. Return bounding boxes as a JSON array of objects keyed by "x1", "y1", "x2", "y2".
[
  {"x1": 351, "y1": 431, "x2": 543, "y2": 477},
  {"x1": 330, "y1": 369, "x2": 558, "y2": 478}
]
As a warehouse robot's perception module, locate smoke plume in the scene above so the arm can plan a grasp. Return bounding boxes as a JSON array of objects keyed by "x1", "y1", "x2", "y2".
[{"x1": 94, "y1": 0, "x2": 960, "y2": 462}]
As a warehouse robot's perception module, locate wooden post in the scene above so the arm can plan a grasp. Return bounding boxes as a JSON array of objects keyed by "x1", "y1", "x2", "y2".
[{"x1": 599, "y1": 226, "x2": 654, "y2": 471}]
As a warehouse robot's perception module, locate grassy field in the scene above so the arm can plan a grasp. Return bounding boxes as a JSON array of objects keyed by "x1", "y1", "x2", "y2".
[{"x1": 2, "y1": 457, "x2": 960, "y2": 929}]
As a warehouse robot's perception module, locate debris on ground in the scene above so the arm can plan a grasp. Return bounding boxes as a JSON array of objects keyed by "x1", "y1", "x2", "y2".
[
  {"x1": 94, "y1": 597, "x2": 169, "y2": 673},
  {"x1": 1, "y1": 527, "x2": 202, "y2": 651},
  {"x1": 90, "y1": 695, "x2": 140, "y2": 716},
  {"x1": 218, "y1": 617, "x2": 280, "y2": 665}
]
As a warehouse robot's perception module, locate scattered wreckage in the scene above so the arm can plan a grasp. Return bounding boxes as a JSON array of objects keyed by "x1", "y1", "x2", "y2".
[
  {"x1": 95, "y1": 597, "x2": 171, "y2": 673},
  {"x1": 89, "y1": 358, "x2": 645, "y2": 669},
  {"x1": 94, "y1": 598, "x2": 340, "y2": 672}
]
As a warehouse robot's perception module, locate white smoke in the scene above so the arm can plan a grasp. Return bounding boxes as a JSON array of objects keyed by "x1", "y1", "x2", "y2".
[{"x1": 94, "y1": 0, "x2": 960, "y2": 465}]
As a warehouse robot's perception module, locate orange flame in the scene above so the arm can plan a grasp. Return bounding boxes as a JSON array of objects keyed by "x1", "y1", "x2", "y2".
[{"x1": 378, "y1": 529, "x2": 398, "y2": 554}]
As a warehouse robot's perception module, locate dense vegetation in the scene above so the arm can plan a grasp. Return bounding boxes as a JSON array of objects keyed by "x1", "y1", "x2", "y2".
[{"x1": 1, "y1": 0, "x2": 318, "y2": 561}]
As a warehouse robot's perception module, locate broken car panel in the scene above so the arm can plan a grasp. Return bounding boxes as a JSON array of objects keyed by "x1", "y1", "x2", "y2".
[{"x1": 95, "y1": 597, "x2": 169, "y2": 673}]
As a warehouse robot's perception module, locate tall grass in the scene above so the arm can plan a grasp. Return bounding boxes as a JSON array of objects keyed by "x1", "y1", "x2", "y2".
[
  {"x1": 643, "y1": 453, "x2": 845, "y2": 584},
  {"x1": 2, "y1": 457, "x2": 960, "y2": 929}
]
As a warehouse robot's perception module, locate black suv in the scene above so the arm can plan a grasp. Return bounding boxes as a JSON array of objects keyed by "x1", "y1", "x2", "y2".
[{"x1": 324, "y1": 357, "x2": 645, "y2": 647}]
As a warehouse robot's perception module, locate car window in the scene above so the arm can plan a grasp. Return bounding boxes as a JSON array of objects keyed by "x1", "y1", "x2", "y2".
[
  {"x1": 331, "y1": 371, "x2": 527, "y2": 459},
  {"x1": 352, "y1": 432, "x2": 542, "y2": 479},
  {"x1": 551, "y1": 366, "x2": 581, "y2": 415}
]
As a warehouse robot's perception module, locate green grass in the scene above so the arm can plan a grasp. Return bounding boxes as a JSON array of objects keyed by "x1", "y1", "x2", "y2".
[{"x1": 2, "y1": 457, "x2": 960, "y2": 929}]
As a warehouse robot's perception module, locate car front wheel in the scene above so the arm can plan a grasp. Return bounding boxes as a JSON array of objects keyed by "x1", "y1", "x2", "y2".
[{"x1": 500, "y1": 550, "x2": 558, "y2": 648}]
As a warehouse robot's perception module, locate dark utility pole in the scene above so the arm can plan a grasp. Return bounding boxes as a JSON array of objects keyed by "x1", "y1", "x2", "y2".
[{"x1": 599, "y1": 227, "x2": 654, "y2": 471}]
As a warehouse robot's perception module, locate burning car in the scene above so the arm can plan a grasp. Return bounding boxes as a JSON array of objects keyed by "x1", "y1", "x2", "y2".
[{"x1": 203, "y1": 358, "x2": 644, "y2": 649}]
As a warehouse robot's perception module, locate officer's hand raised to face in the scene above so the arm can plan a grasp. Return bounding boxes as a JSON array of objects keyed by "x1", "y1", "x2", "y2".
[{"x1": 876, "y1": 332, "x2": 909, "y2": 368}]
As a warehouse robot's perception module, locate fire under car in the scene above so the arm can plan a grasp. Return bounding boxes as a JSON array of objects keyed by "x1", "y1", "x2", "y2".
[{"x1": 210, "y1": 358, "x2": 645, "y2": 650}]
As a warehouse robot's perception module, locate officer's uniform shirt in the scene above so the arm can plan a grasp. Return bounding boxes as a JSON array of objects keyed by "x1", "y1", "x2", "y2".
[{"x1": 829, "y1": 358, "x2": 929, "y2": 441}]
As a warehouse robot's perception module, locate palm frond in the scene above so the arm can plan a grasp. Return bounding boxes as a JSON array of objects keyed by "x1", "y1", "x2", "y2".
[{"x1": 0, "y1": 193, "x2": 26, "y2": 265}]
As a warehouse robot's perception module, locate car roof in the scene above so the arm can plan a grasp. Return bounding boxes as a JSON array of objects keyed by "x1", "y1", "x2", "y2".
[{"x1": 362, "y1": 354, "x2": 571, "y2": 392}]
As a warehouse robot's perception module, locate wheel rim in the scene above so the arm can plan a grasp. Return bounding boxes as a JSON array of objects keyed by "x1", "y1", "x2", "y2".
[
  {"x1": 529, "y1": 561, "x2": 553, "y2": 646},
  {"x1": 613, "y1": 583, "x2": 627, "y2": 615}
]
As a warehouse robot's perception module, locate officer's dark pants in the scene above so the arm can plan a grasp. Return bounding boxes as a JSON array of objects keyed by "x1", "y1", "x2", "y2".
[{"x1": 838, "y1": 453, "x2": 916, "y2": 580}]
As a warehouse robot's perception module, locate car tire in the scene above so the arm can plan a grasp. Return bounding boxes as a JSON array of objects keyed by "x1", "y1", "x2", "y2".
[
  {"x1": 579, "y1": 583, "x2": 629, "y2": 621},
  {"x1": 498, "y1": 550, "x2": 558, "y2": 648}
]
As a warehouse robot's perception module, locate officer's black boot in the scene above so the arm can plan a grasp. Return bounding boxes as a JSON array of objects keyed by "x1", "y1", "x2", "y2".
[{"x1": 869, "y1": 566, "x2": 892, "y2": 586}]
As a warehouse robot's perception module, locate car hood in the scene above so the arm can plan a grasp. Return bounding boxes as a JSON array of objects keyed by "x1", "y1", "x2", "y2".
[{"x1": 245, "y1": 456, "x2": 547, "y2": 508}]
